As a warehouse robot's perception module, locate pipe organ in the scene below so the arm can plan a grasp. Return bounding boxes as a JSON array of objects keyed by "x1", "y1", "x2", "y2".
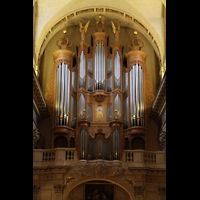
[
  {"x1": 45, "y1": 16, "x2": 154, "y2": 159},
  {"x1": 94, "y1": 42, "x2": 105, "y2": 90}
]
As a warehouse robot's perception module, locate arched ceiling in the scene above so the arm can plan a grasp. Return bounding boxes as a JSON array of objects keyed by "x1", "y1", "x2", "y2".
[{"x1": 35, "y1": 0, "x2": 165, "y2": 66}]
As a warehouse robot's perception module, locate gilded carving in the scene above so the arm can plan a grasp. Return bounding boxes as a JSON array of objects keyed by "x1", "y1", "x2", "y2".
[
  {"x1": 75, "y1": 160, "x2": 125, "y2": 177},
  {"x1": 123, "y1": 178, "x2": 134, "y2": 187},
  {"x1": 95, "y1": 105, "x2": 103, "y2": 119},
  {"x1": 79, "y1": 20, "x2": 90, "y2": 41},
  {"x1": 65, "y1": 177, "x2": 75, "y2": 185},
  {"x1": 111, "y1": 20, "x2": 121, "y2": 42},
  {"x1": 54, "y1": 184, "x2": 65, "y2": 193}
]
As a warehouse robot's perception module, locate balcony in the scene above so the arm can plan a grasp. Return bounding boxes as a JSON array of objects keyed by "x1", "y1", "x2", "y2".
[
  {"x1": 33, "y1": 148, "x2": 165, "y2": 170},
  {"x1": 33, "y1": 148, "x2": 78, "y2": 168},
  {"x1": 122, "y1": 150, "x2": 166, "y2": 169}
]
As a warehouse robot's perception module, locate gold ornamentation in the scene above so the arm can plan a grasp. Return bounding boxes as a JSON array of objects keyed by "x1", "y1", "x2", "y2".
[
  {"x1": 95, "y1": 106, "x2": 103, "y2": 119},
  {"x1": 79, "y1": 20, "x2": 90, "y2": 41},
  {"x1": 94, "y1": 15, "x2": 106, "y2": 32},
  {"x1": 105, "y1": 8, "x2": 124, "y2": 16},
  {"x1": 67, "y1": 13, "x2": 74, "y2": 20},
  {"x1": 57, "y1": 174, "x2": 62, "y2": 179},
  {"x1": 111, "y1": 20, "x2": 121, "y2": 42},
  {"x1": 123, "y1": 178, "x2": 134, "y2": 187},
  {"x1": 56, "y1": 30, "x2": 72, "y2": 49},
  {"x1": 128, "y1": 33, "x2": 144, "y2": 50},
  {"x1": 111, "y1": 21, "x2": 121, "y2": 34},
  {"x1": 65, "y1": 177, "x2": 75, "y2": 185},
  {"x1": 33, "y1": 175, "x2": 39, "y2": 180},
  {"x1": 76, "y1": 8, "x2": 94, "y2": 16},
  {"x1": 136, "y1": 175, "x2": 142, "y2": 181}
]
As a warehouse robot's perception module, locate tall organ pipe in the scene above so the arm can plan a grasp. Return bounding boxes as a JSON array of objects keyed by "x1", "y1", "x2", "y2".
[
  {"x1": 81, "y1": 129, "x2": 87, "y2": 159},
  {"x1": 55, "y1": 62, "x2": 71, "y2": 126},
  {"x1": 114, "y1": 51, "x2": 120, "y2": 88},
  {"x1": 129, "y1": 63, "x2": 144, "y2": 127},
  {"x1": 79, "y1": 51, "x2": 86, "y2": 88},
  {"x1": 94, "y1": 42, "x2": 105, "y2": 90}
]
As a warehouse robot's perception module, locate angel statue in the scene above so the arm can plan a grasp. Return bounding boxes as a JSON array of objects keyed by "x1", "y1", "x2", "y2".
[
  {"x1": 111, "y1": 20, "x2": 121, "y2": 42},
  {"x1": 79, "y1": 20, "x2": 90, "y2": 41}
]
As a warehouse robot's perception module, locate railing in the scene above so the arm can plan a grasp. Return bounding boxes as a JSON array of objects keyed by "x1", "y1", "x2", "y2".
[
  {"x1": 33, "y1": 148, "x2": 78, "y2": 167},
  {"x1": 122, "y1": 150, "x2": 166, "y2": 168},
  {"x1": 33, "y1": 149, "x2": 165, "y2": 169}
]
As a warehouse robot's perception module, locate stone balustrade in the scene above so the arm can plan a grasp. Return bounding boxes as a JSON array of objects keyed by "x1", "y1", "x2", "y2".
[
  {"x1": 122, "y1": 150, "x2": 166, "y2": 168},
  {"x1": 33, "y1": 148, "x2": 78, "y2": 167},
  {"x1": 33, "y1": 148, "x2": 166, "y2": 169}
]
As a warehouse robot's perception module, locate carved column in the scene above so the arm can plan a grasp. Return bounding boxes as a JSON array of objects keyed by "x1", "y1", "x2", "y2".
[
  {"x1": 54, "y1": 184, "x2": 66, "y2": 200},
  {"x1": 158, "y1": 187, "x2": 166, "y2": 200},
  {"x1": 134, "y1": 186, "x2": 144, "y2": 200},
  {"x1": 33, "y1": 129, "x2": 40, "y2": 149},
  {"x1": 33, "y1": 184, "x2": 40, "y2": 200}
]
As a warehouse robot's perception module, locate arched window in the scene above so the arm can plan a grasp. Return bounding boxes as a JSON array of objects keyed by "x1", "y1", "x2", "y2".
[
  {"x1": 54, "y1": 136, "x2": 68, "y2": 148},
  {"x1": 131, "y1": 137, "x2": 145, "y2": 150}
]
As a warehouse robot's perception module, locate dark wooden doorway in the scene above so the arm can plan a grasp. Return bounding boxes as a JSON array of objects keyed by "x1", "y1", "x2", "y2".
[
  {"x1": 54, "y1": 136, "x2": 68, "y2": 148},
  {"x1": 131, "y1": 137, "x2": 145, "y2": 150}
]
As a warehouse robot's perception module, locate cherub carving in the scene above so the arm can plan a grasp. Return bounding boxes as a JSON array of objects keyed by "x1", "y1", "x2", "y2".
[
  {"x1": 79, "y1": 20, "x2": 90, "y2": 41},
  {"x1": 111, "y1": 20, "x2": 121, "y2": 42}
]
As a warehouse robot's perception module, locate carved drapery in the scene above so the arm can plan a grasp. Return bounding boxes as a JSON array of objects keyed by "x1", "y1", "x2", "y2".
[{"x1": 75, "y1": 160, "x2": 125, "y2": 177}]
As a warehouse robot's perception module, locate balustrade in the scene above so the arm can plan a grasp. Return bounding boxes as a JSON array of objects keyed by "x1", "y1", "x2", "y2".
[
  {"x1": 33, "y1": 149, "x2": 165, "y2": 169},
  {"x1": 122, "y1": 150, "x2": 166, "y2": 168},
  {"x1": 33, "y1": 148, "x2": 77, "y2": 167}
]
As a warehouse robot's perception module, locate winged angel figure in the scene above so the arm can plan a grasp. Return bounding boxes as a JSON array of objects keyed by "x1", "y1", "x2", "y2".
[
  {"x1": 111, "y1": 21, "x2": 121, "y2": 42},
  {"x1": 79, "y1": 20, "x2": 90, "y2": 41}
]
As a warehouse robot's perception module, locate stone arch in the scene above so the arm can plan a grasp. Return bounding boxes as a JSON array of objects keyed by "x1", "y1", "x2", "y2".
[
  {"x1": 62, "y1": 177, "x2": 135, "y2": 200},
  {"x1": 35, "y1": 0, "x2": 164, "y2": 67}
]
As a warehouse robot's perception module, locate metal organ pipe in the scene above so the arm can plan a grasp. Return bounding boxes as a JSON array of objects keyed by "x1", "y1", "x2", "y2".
[
  {"x1": 81, "y1": 129, "x2": 87, "y2": 159},
  {"x1": 94, "y1": 42, "x2": 105, "y2": 90},
  {"x1": 113, "y1": 129, "x2": 119, "y2": 160},
  {"x1": 79, "y1": 51, "x2": 86, "y2": 88},
  {"x1": 114, "y1": 51, "x2": 120, "y2": 88},
  {"x1": 55, "y1": 62, "x2": 71, "y2": 126},
  {"x1": 129, "y1": 63, "x2": 144, "y2": 127}
]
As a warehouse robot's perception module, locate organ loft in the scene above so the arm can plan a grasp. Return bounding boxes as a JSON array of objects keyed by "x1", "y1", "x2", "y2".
[{"x1": 45, "y1": 15, "x2": 155, "y2": 160}]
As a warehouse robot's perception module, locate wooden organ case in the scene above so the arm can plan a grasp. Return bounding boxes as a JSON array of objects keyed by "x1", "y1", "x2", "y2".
[{"x1": 46, "y1": 16, "x2": 154, "y2": 160}]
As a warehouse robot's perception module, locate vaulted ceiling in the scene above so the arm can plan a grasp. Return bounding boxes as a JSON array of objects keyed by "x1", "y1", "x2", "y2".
[{"x1": 33, "y1": 0, "x2": 166, "y2": 67}]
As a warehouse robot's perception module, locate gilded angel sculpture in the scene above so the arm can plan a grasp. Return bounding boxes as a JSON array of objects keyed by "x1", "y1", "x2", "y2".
[
  {"x1": 111, "y1": 21, "x2": 121, "y2": 42},
  {"x1": 79, "y1": 20, "x2": 90, "y2": 41}
]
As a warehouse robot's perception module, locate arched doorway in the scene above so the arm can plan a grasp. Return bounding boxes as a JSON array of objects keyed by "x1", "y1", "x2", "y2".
[
  {"x1": 131, "y1": 137, "x2": 145, "y2": 150},
  {"x1": 63, "y1": 177, "x2": 135, "y2": 200},
  {"x1": 54, "y1": 136, "x2": 68, "y2": 148}
]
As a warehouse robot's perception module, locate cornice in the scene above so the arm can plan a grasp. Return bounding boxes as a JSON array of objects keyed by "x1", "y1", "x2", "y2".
[
  {"x1": 150, "y1": 72, "x2": 166, "y2": 120},
  {"x1": 128, "y1": 167, "x2": 166, "y2": 174},
  {"x1": 33, "y1": 69, "x2": 49, "y2": 119},
  {"x1": 33, "y1": 165, "x2": 71, "y2": 172}
]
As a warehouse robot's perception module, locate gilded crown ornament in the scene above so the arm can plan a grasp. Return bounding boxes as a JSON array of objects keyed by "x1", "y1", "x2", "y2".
[
  {"x1": 79, "y1": 20, "x2": 90, "y2": 41},
  {"x1": 56, "y1": 29, "x2": 73, "y2": 50},
  {"x1": 94, "y1": 15, "x2": 106, "y2": 32},
  {"x1": 128, "y1": 31, "x2": 144, "y2": 50}
]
